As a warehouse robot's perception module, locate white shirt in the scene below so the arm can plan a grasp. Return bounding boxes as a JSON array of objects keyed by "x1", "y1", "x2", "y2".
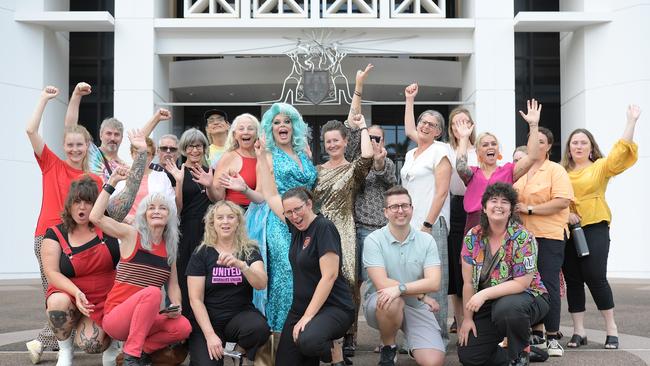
[
  {"x1": 445, "y1": 143, "x2": 478, "y2": 196},
  {"x1": 400, "y1": 141, "x2": 450, "y2": 229},
  {"x1": 114, "y1": 170, "x2": 175, "y2": 213}
]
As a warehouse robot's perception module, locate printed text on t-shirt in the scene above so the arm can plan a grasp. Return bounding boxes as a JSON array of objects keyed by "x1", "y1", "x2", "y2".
[{"x1": 212, "y1": 266, "x2": 242, "y2": 285}]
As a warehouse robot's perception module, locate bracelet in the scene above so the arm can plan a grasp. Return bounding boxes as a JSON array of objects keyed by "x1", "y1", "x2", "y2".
[
  {"x1": 360, "y1": 126, "x2": 368, "y2": 132},
  {"x1": 103, "y1": 183, "x2": 116, "y2": 195},
  {"x1": 422, "y1": 221, "x2": 433, "y2": 229},
  {"x1": 354, "y1": 90, "x2": 362, "y2": 97}
]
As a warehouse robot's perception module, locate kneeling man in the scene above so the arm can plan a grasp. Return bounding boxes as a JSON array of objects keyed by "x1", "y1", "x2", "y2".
[{"x1": 363, "y1": 186, "x2": 445, "y2": 366}]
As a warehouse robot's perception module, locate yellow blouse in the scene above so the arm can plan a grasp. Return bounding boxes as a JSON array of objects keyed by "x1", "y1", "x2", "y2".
[{"x1": 568, "y1": 139, "x2": 638, "y2": 226}]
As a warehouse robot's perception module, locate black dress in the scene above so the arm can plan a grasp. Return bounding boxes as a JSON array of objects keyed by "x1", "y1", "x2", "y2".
[{"x1": 177, "y1": 166, "x2": 212, "y2": 318}]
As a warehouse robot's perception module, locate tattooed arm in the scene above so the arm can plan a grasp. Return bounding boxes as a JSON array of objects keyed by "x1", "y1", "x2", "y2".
[
  {"x1": 106, "y1": 130, "x2": 148, "y2": 222},
  {"x1": 454, "y1": 118, "x2": 475, "y2": 185}
]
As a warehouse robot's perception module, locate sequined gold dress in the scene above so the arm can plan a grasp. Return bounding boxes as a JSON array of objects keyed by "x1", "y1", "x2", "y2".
[{"x1": 314, "y1": 157, "x2": 372, "y2": 334}]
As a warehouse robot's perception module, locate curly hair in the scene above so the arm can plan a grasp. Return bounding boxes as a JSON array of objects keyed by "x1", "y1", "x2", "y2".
[
  {"x1": 479, "y1": 182, "x2": 521, "y2": 236},
  {"x1": 321, "y1": 119, "x2": 348, "y2": 140},
  {"x1": 61, "y1": 175, "x2": 98, "y2": 232},
  {"x1": 133, "y1": 192, "x2": 179, "y2": 265},
  {"x1": 225, "y1": 113, "x2": 260, "y2": 152},
  {"x1": 200, "y1": 201, "x2": 259, "y2": 260},
  {"x1": 260, "y1": 103, "x2": 308, "y2": 153}
]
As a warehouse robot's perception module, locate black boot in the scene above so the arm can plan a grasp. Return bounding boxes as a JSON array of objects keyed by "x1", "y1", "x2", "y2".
[
  {"x1": 123, "y1": 353, "x2": 143, "y2": 366},
  {"x1": 509, "y1": 348, "x2": 530, "y2": 366},
  {"x1": 343, "y1": 334, "x2": 355, "y2": 357}
]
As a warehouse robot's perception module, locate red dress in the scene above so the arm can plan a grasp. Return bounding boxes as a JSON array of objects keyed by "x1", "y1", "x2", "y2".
[
  {"x1": 45, "y1": 224, "x2": 117, "y2": 324},
  {"x1": 224, "y1": 153, "x2": 257, "y2": 206}
]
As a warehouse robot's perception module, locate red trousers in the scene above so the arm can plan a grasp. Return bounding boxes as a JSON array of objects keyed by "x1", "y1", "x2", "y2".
[{"x1": 102, "y1": 286, "x2": 191, "y2": 357}]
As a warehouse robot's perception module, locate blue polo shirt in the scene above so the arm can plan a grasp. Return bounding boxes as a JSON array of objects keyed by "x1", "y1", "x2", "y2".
[{"x1": 363, "y1": 225, "x2": 440, "y2": 309}]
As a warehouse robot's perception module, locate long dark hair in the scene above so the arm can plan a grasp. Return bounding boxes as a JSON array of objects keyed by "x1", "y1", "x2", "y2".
[
  {"x1": 61, "y1": 175, "x2": 98, "y2": 232},
  {"x1": 479, "y1": 182, "x2": 521, "y2": 236}
]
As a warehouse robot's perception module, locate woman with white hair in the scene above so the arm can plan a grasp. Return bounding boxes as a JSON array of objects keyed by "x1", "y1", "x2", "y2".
[
  {"x1": 212, "y1": 113, "x2": 264, "y2": 209},
  {"x1": 90, "y1": 167, "x2": 192, "y2": 366}
]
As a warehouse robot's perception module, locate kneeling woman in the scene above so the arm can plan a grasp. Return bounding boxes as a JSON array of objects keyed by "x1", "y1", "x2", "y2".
[
  {"x1": 457, "y1": 183, "x2": 549, "y2": 366},
  {"x1": 42, "y1": 176, "x2": 121, "y2": 365},
  {"x1": 260, "y1": 181, "x2": 354, "y2": 365},
  {"x1": 187, "y1": 201, "x2": 270, "y2": 365},
  {"x1": 90, "y1": 171, "x2": 192, "y2": 365}
]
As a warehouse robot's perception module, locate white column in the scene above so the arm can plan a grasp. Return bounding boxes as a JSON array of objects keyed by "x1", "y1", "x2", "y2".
[
  {"x1": 114, "y1": 0, "x2": 173, "y2": 162},
  {"x1": 0, "y1": 0, "x2": 69, "y2": 278},
  {"x1": 461, "y1": 0, "x2": 516, "y2": 159},
  {"x1": 560, "y1": 0, "x2": 650, "y2": 278}
]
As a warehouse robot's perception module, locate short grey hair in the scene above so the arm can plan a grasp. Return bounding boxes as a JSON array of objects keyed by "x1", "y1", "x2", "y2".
[
  {"x1": 417, "y1": 110, "x2": 446, "y2": 141},
  {"x1": 225, "y1": 113, "x2": 260, "y2": 151},
  {"x1": 134, "y1": 192, "x2": 179, "y2": 265},
  {"x1": 178, "y1": 128, "x2": 209, "y2": 157},
  {"x1": 99, "y1": 117, "x2": 124, "y2": 135},
  {"x1": 159, "y1": 134, "x2": 179, "y2": 146}
]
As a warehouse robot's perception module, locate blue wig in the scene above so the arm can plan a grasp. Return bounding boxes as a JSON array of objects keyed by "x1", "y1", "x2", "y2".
[{"x1": 260, "y1": 103, "x2": 308, "y2": 153}]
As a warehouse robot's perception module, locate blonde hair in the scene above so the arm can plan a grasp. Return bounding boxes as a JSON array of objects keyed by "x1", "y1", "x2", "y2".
[
  {"x1": 130, "y1": 137, "x2": 155, "y2": 157},
  {"x1": 476, "y1": 132, "x2": 501, "y2": 165},
  {"x1": 200, "y1": 201, "x2": 259, "y2": 260},
  {"x1": 63, "y1": 125, "x2": 93, "y2": 172},
  {"x1": 225, "y1": 113, "x2": 260, "y2": 152},
  {"x1": 448, "y1": 107, "x2": 477, "y2": 149}
]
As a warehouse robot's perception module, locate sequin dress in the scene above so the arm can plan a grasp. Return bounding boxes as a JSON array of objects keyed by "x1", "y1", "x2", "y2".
[
  {"x1": 314, "y1": 157, "x2": 372, "y2": 285},
  {"x1": 264, "y1": 148, "x2": 317, "y2": 331}
]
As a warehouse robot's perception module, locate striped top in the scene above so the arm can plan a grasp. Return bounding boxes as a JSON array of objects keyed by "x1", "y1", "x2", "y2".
[{"x1": 104, "y1": 234, "x2": 170, "y2": 314}]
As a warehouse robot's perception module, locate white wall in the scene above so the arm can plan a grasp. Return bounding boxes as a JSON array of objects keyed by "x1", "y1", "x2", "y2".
[
  {"x1": 0, "y1": 0, "x2": 70, "y2": 279},
  {"x1": 560, "y1": 0, "x2": 650, "y2": 278}
]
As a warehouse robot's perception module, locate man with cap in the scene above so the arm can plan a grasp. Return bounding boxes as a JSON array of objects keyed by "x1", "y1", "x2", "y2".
[{"x1": 204, "y1": 109, "x2": 230, "y2": 168}]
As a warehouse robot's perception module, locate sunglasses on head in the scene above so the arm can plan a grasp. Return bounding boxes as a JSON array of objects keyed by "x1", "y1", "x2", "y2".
[{"x1": 159, "y1": 146, "x2": 178, "y2": 153}]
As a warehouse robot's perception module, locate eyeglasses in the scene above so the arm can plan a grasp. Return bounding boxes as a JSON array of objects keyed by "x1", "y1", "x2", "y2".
[
  {"x1": 386, "y1": 203, "x2": 412, "y2": 212},
  {"x1": 369, "y1": 135, "x2": 382, "y2": 143},
  {"x1": 207, "y1": 117, "x2": 226, "y2": 124},
  {"x1": 418, "y1": 120, "x2": 441, "y2": 129},
  {"x1": 186, "y1": 144, "x2": 204, "y2": 151},
  {"x1": 159, "y1": 146, "x2": 178, "y2": 153},
  {"x1": 283, "y1": 203, "x2": 306, "y2": 218}
]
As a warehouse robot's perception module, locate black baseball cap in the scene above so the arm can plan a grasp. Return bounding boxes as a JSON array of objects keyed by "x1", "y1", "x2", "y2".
[{"x1": 203, "y1": 109, "x2": 229, "y2": 122}]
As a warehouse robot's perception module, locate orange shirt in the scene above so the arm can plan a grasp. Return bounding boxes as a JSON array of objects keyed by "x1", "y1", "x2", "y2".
[{"x1": 514, "y1": 159, "x2": 574, "y2": 241}]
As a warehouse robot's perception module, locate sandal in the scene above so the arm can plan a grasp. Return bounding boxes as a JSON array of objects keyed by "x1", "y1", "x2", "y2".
[
  {"x1": 450, "y1": 317, "x2": 458, "y2": 334},
  {"x1": 567, "y1": 334, "x2": 587, "y2": 348},
  {"x1": 604, "y1": 335, "x2": 619, "y2": 349}
]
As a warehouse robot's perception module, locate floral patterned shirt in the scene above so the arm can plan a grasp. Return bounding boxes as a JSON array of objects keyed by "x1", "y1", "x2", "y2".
[{"x1": 461, "y1": 223, "x2": 546, "y2": 297}]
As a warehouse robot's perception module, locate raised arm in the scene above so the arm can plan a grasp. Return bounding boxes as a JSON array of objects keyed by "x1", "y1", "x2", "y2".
[
  {"x1": 454, "y1": 119, "x2": 475, "y2": 185},
  {"x1": 347, "y1": 64, "x2": 374, "y2": 123},
  {"x1": 622, "y1": 104, "x2": 641, "y2": 142},
  {"x1": 513, "y1": 99, "x2": 542, "y2": 181},
  {"x1": 26, "y1": 86, "x2": 59, "y2": 157},
  {"x1": 106, "y1": 129, "x2": 148, "y2": 221},
  {"x1": 64, "y1": 82, "x2": 91, "y2": 128},
  {"x1": 404, "y1": 83, "x2": 419, "y2": 142},
  {"x1": 89, "y1": 166, "x2": 137, "y2": 253},
  {"x1": 141, "y1": 108, "x2": 172, "y2": 138},
  {"x1": 349, "y1": 114, "x2": 373, "y2": 159}
]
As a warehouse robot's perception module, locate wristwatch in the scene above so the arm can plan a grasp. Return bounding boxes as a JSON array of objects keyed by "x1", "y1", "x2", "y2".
[
  {"x1": 398, "y1": 283, "x2": 407, "y2": 295},
  {"x1": 422, "y1": 221, "x2": 433, "y2": 229},
  {"x1": 527, "y1": 205, "x2": 533, "y2": 215}
]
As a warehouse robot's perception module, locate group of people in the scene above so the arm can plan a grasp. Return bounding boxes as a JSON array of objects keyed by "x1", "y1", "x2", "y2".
[{"x1": 24, "y1": 64, "x2": 640, "y2": 366}]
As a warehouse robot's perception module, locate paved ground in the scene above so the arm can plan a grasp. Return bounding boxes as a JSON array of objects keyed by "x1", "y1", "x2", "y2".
[{"x1": 1, "y1": 278, "x2": 649, "y2": 365}]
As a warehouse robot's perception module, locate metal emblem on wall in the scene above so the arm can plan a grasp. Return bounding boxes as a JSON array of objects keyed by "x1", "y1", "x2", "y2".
[{"x1": 303, "y1": 70, "x2": 330, "y2": 105}]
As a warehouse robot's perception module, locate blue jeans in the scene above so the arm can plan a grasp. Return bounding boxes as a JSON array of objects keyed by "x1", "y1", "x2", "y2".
[{"x1": 356, "y1": 226, "x2": 378, "y2": 283}]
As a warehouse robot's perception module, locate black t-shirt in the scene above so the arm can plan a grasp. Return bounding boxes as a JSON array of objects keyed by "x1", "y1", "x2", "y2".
[
  {"x1": 44, "y1": 225, "x2": 120, "y2": 278},
  {"x1": 180, "y1": 166, "x2": 212, "y2": 220},
  {"x1": 185, "y1": 245, "x2": 263, "y2": 322},
  {"x1": 287, "y1": 214, "x2": 354, "y2": 315}
]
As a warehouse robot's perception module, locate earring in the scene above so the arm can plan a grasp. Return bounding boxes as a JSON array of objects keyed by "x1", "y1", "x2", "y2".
[
  {"x1": 497, "y1": 153, "x2": 503, "y2": 161},
  {"x1": 589, "y1": 152, "x2": 593, "y2": 160}
]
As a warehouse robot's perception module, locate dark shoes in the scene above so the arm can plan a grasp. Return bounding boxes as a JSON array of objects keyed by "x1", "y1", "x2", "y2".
[
  {"x1": 567, "y1": 334, "x2": 588, "y2": 348},
  {"x1": 122, "y1": 354, "x2": 143, "y2": 366},
  {"x1": 343, "y1": 334, "x2": 355, "y2": 357},
  {"x1": 378, "y1": 345, "x2": 398, "y2": 366},
  {"x1": 509, "y1": 347, "x2": 530, "y2": 366},
  {"x1": 450, "y1": 317, "x2": 458, "y2": 334},
  {"x1": 605, "y1": 335, "x2": 619, "y2": 349}
]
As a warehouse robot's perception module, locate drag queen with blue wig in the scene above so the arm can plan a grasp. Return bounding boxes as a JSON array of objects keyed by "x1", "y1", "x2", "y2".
[{"x1": 246, "y1": 103, "x2": 317, "y2": 359}]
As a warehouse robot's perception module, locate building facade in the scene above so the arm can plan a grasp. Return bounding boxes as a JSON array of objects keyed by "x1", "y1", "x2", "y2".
[{"x1": 2, "y1": 0, "x2": 648, "y2": 278}]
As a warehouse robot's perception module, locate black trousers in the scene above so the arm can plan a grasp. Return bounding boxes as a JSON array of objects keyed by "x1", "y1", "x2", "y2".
[
  {"x1": 563, "y1": 221, "x2": 615, "y2": 312},
  {"x1": 457, "y1": 293, "x2": 549, "y2": 366},
  {"x1": 188, "y1": 309, "x2": 270, "y2": 366},
  {"x1": 275, "y1": 306, "x2": 354, "y2": 366},
  {"x1": 448, "y1": 195, "x2": 467, "y2": 296},
  {"x1": 536, "y1": 237, "x2": 565, "y2": 333}
]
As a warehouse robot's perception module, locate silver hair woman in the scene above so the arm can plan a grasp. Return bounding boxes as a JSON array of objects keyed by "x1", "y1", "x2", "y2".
[{"x1": 89, "y1": 131, "x2": 192, "y2": 365}]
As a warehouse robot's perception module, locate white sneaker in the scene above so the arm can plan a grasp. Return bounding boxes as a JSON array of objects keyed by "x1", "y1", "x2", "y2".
[
  {"x1": 56, "y1": 337, "x2": 74, "y2": 366},
  {"x1": 102, "y1": 339, "x2": 121, "y2": 366},
  {"x1": 25, "y1": 339, "x2": 43, "y2": 364},
  {"x1": 547, "y1": 338, "x2": 564, "y2": 357}
]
